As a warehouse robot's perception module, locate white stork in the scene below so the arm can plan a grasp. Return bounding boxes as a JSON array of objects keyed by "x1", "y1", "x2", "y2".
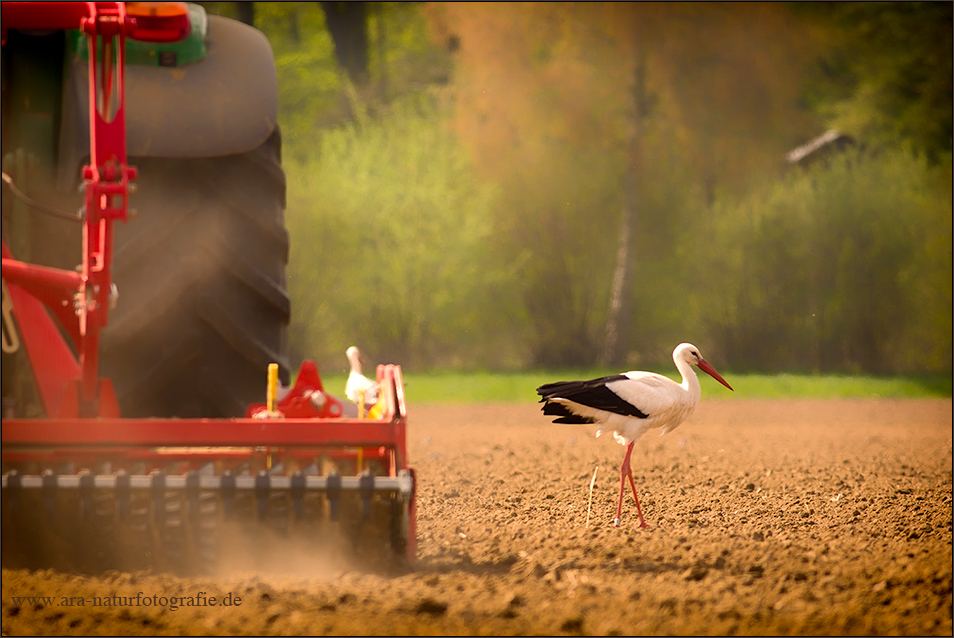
[
  {"x1": 345, "y1": 346, "x2": 379, "y2": 416},
  {"x1": 536, "y1": 342, "x2": 733, "y2": 527}
]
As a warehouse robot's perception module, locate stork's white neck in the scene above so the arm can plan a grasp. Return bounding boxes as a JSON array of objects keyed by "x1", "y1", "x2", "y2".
[
  {"x1": 675, "y1": 354, "x2": 702, "y2": 403},
  {"x1": 347, "y1": 349, "x2": 363, "y2": 375}
]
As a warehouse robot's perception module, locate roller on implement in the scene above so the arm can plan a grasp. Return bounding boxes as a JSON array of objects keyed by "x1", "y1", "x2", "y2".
[{"x1": 1, "y1": 2, "x2": 416, "y2": 574}]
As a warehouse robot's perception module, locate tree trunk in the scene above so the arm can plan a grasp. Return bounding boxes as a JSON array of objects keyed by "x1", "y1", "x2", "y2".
[
  {"x1": 320, "y1": 1, "x2": 370, "y2": 85},
  {"x1": 376, "y1": 2, "x2": 387, "y2": 101},
  {"x1": 287, "y1": 6, "x2": 301, "y2": 44},
  {"x1": 234, "y1": 1, "x2": 254, "y2": 27},
  {"x1": 603, "y1": 50, "x2": 645, "y2": 367}
]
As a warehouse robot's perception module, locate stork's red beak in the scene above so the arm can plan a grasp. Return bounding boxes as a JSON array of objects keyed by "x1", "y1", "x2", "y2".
[{"x1": 698, "y1": 359, "x2": 733, "y2": 391}]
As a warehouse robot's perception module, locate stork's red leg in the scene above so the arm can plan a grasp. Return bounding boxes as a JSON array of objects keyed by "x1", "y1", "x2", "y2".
[
  {"x1": 615, "y1": 442, "x2": 649, "y2": 528},
  {"x1": 614, "y1": 442, "x2": 634, "y2": 527},
  {"x1": 627, "y1": 471, "x2": 649, "y2": 528},
  {"x1": 614, "y1": 454, "x2": 627, "y2": 526}
]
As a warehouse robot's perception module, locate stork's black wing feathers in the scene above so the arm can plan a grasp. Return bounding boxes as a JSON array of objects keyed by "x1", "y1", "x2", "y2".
[
  {"x1": 536, "y1": 374, "x2": 629, "y2": 399},
  {"x1": 542, "y1": 401, "x2": 595, "y2": 424},
  {"x1": 536, "y1": 374, "x2": 650, "y2": 419}
]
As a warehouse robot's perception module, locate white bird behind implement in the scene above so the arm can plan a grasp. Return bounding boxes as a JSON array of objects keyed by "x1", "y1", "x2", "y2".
[
  {"x1": 346, "y1": 345, "x2": 379, "y2": 417},
  {"x1": 536, "y1": 342, "x2": 733, "y2": 527}
]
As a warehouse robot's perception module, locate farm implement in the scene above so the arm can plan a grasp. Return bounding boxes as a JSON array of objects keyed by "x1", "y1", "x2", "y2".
[{"x1": 1, "y1": 1, "x2": 416, "y2": 574}]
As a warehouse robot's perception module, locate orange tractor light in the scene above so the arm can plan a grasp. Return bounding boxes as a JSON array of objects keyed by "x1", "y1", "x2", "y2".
[{"x1": 126, "y1": 2, "x2": 190, "y2": 42}]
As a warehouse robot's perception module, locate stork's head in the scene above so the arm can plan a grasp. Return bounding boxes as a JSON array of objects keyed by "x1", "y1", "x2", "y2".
[
  {"x1": 674, "y1": 343, "x2": 733, "y2": 391},
  {"x1": 346, "y1": 346, "x2": 363, "y2": 369}
]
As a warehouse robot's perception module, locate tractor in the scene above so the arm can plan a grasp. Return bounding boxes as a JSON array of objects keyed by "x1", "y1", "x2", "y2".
[{"x1": 1, "y1": 1, "x2": 415, "y2": 574}]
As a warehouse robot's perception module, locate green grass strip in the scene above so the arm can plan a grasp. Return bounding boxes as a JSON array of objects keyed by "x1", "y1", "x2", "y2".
[{"x1": 316, "y1": 371, "x2": 952, "y2": 404}]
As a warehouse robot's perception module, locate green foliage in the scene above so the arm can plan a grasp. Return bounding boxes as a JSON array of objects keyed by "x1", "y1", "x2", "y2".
[
  {"x1": 284, "y1": 92, "x2": 502, "y2": 372},
  {"x1": 256, "y1": 2, "x2": 343, "y2": 138},
  {"x1": 199, "y1": 2, "x2": 453, "y2": 142},
  {"x1": 702, "y1": 147, "x2": 952, "y2": 374},
  {"x1": 499, "y1": 144, "x2": 625, "y2": 367}
]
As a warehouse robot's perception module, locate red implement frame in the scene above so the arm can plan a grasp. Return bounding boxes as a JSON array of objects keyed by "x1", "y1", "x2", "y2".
[
  {"x1": 3, "y1": 1, "x2": 136, "y2": 417},
  {"x1": 1, "y1": 3, "x2": 415, "y2": 561}
]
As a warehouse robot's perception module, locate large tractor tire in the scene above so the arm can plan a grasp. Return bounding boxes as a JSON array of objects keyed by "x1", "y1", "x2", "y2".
[{"x1": 99, "y1": 129, "x2": 290, "y2": 418}]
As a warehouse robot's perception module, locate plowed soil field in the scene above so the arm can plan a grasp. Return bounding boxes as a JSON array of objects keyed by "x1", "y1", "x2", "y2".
[{"x1": 3, "y1": 398, "x2": 952, "y2": 636}]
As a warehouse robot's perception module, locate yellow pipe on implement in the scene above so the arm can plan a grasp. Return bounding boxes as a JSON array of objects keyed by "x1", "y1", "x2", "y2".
[
  {"x1": 267, "y1": 363, "x2": 280, "y2": 466},
  {"x1": 267, "y1": 362, "x2": 278, "y2": 414}
]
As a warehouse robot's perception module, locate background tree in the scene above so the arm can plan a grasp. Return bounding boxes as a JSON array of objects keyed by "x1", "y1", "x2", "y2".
[{"x1": 428, "y1": 2, "x2": 821, "y2": 367}]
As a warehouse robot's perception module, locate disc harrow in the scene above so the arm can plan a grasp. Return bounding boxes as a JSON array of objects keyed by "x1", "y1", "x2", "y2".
[{"x1": 1, "y1": 364, "x2": 416, "y2": 575}]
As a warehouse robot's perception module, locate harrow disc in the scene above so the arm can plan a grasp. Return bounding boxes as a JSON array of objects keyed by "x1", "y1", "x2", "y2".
[{"x1": 1, "y1": 467, "x2": 414, "y2": 575}]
